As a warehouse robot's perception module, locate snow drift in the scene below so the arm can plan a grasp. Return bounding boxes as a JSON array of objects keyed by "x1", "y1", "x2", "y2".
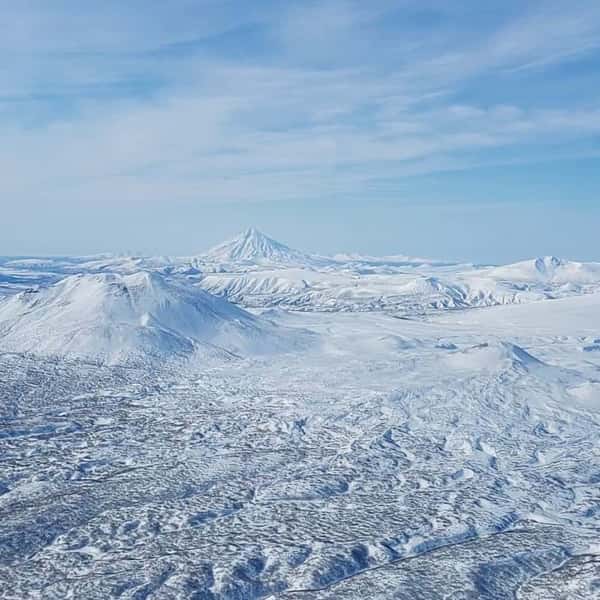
[{"x1": 443, "y1": 341, "x2": 545, "y2": 373}]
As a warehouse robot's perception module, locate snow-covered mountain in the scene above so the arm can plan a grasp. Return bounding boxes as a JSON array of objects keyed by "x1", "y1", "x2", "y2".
[
  {"x1": 3, "y1": 238, "x2": 600, "y2": 322},
  {"x1": 194, "y1": 244, "x2": 600, "y2": 313},
  {"x1": 0, "y1": 271, "x2": 308, "y2": 364},
  {"x1": 3, "y1": 240, "x2": 600, "y2": 598},
  {"x1": 486, "y1": 256, "x2": 600, "y2": 284},
  {"x1": 201, "y1": 227, "x2": 318, "y2": 267},
  {"x1": 443, "y1": 341, "x2": 545, "y2": 373}
]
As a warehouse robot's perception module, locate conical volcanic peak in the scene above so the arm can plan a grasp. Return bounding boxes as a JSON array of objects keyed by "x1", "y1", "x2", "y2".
[{"x1": 203, "y1": 228, "x2": 314, "y2": 265}]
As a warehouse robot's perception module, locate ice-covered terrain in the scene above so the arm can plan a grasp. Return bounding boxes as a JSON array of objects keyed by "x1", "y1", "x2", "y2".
[
  {"x1": 0, "y1": 271, "x2": 311, "y2": 364},
  {"x1": 0, "y1": 231, "x2": 599, "y2": 598},
  {"x1": 195, "y1": 230, "x2": 600, "y2": 313}
]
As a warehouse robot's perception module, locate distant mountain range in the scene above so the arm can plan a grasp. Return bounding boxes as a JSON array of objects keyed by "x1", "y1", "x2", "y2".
[{"x1": 1, "y1": 229, "x2": 600, "y2": 364}]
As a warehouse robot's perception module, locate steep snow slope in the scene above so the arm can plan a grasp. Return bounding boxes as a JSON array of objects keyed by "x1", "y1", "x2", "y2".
[{"x1": 0, "y1": 271, "x2": 306, "y2": 363}]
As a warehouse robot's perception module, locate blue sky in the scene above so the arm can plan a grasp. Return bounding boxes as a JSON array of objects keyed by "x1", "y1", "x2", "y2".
[{"x1": 2, "y1": 0, "x2": 600, "y2": 262}]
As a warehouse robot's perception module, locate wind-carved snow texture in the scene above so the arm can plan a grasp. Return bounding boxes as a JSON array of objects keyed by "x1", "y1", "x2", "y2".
[{"x1": 0, "y1": 231, "x2": 599, "y2": 599}]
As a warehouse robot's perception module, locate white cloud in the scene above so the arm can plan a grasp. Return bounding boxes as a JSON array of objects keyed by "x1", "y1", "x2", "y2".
[{"x1": 1, "y1": 1, "x2": 599, "y2": 210}]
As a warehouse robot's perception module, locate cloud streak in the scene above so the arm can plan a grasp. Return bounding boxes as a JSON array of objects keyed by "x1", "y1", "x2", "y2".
[{"x1": 1, "y1": 0, "x2": 600, "y2": 210}]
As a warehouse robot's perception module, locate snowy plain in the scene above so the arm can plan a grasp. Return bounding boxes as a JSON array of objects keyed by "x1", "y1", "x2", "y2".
[{"x1": 0, "y1": 229, "x2": 599, "y2": 599}]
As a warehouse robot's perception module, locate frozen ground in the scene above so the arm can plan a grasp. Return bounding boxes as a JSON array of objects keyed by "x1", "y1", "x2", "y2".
[
  {"x1": 1, "y1": 302, "x2": 599, "y2": 598},
  {"x1": 0, "y1": 231, "x2": 599, "y2": 598}
]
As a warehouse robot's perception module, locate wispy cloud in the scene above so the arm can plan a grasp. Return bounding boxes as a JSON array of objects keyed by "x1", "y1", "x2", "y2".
[{"x1": 2, "y1": 0, "x2": 600, "y2": 209}]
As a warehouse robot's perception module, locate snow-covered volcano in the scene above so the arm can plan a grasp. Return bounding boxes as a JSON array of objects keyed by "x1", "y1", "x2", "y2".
[
  {"x1": 202, "y1": 228, "x2": 316, "y2": 266},
  {"x1": 0, "y1": 271, "x2": 307, "y2": 364},
  {"x1": 486, "y1": 256, "x2": 600, "y2": 284}
]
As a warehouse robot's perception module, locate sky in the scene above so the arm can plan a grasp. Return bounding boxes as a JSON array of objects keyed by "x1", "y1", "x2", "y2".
[{"x1": 2, "y1": 0, "x2": 600, "y2": 263}]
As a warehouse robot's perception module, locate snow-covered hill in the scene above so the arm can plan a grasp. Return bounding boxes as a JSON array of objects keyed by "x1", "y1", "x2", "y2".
[
  {"x1": 485, "y1": 255, "x2": 600, "y2": 284},
  {"x1": 0, "y1": 271, "x2": 309, "y2": 364}
]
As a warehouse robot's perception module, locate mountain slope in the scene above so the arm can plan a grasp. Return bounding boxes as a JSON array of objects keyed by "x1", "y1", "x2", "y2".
[
  {"x1": 486, "y1": 256, "x2": 600, "y2": 284},
  {"x1": 202, "y1": 228, "x2": 316, "y2": 266},
  {"x1": 0, "y1": 271, "x2": 307, "y2": 364}
]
